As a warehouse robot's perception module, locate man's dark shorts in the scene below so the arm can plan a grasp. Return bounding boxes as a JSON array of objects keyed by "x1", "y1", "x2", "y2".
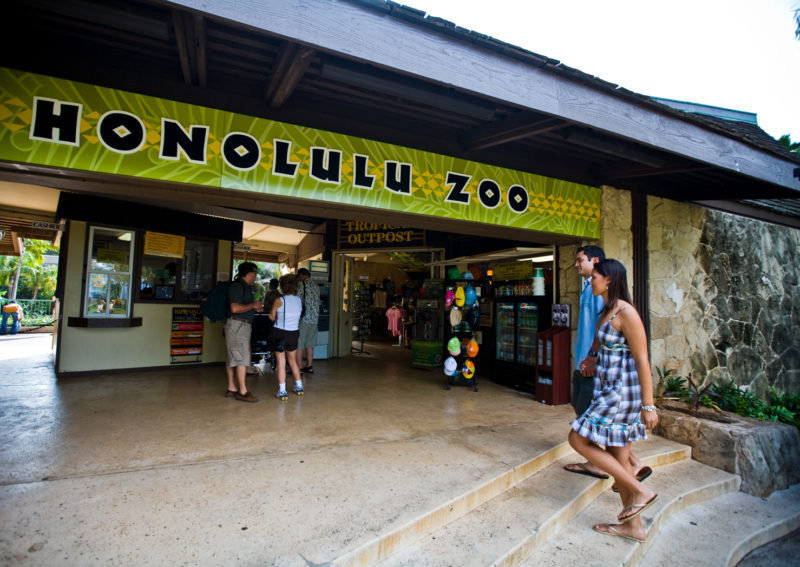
[{"x1": 571, "y1": 369, "x2": 595, "y2": 417}]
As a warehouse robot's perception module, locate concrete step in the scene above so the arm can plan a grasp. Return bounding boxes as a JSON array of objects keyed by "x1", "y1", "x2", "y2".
[
  {"x1": 365, "y1": 434, "x2": 690, "y2": 567},
  {"x1": 641, "y1": 484, "x2": 800, "y2": 567},
  {"x1": 521, "y1": 458, "x2": 741, "y2": 567}
]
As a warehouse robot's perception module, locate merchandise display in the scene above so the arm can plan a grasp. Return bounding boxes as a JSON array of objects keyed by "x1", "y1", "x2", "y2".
[
  {"x1": 447, "y1": 336, "x2": 461, "y2": 356},
  {"x1": 443, "y1": 356, "x2": 459, "y2": 376},
  {"x1": 454, "y1": 286, "x2": 465, "y2": 307},
  {"x1": 443, "y1": 278, "x2": 479, "y2": 392}
]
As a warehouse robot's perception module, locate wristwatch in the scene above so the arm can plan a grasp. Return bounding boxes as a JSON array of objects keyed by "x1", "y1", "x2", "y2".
[
  {"x1": 587, "y1": 349, "x2": 598, "y2": 358},
  {"x1": 641, "y1": 404, "x2": 657, "y2": 412}
]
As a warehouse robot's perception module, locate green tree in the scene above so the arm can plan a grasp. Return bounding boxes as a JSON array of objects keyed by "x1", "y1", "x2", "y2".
[
  {"x1": 18, "y1": 263, "x2": 58, "y2": 300},
  {"x1": 778, "y1": 134, "x2": 800, "y2": 154},
  {"x1": 0, "y1": 239, "x2": 58, "y2": 300}
]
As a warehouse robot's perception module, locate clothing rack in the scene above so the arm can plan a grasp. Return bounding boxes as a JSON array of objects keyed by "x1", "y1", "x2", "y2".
[{"x1": 352, "y1": 283, "x2": 371, "y2": 355}]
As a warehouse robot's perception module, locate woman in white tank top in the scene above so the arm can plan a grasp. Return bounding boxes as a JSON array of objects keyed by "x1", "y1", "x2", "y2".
[{"x1": 268, "y1": 274, "x2": 304, "y2": 400}]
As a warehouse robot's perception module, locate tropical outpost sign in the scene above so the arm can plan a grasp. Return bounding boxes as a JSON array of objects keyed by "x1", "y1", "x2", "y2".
[
  {"x1": 0, "y1": 67, "x2": 601, "y2": 238},
  {"x1": 338, "y1": 221, "x2": 425, "y2": 249}
]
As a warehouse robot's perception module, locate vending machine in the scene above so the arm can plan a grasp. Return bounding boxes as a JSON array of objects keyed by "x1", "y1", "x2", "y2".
[
  {"x1": 492, "y1": 296, "x2": 551, "y2": 392},
  {"x1": 300, "y1": 260, "x2": 331, "y2": 360}
]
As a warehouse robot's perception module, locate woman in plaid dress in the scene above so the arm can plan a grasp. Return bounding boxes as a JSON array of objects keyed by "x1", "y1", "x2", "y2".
[{"x1": 568, "y1": 259, "x2": 659, "y2": 543}]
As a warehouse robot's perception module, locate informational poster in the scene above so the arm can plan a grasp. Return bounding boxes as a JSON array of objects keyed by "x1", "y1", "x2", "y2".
[
  {"x1": 144, "y1": 231, "x2": 186, "y2": 258},
  {"x1": 171, "y1": 307, "x2": 203, "y2": 364}
]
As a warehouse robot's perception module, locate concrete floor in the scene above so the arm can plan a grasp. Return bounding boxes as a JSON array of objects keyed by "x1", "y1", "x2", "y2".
[
  {"x1": 0, "y1": 333, "x2": 577, "y2": 566},
  {"x1": 1, "y1": 333, "x2": 795, "y2": 567}
]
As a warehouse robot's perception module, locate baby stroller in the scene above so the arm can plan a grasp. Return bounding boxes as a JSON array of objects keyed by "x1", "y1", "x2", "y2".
[{"x1": 251, "y1": 313, "x2": 277, "y2": 374}]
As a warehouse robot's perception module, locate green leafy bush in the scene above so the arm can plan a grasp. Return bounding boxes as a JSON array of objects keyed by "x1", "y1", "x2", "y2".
[
  {"x1": 656, "y1": 367, "x2": 686, "y2": 396},
  {"x1": 709, "y1": 381, "x2": 797, "y2": 429},
  {"x1": 656, "y1": 369, "x2": 798, "y2": 429}
]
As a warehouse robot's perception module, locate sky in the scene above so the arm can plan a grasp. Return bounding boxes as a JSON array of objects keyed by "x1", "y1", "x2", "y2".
[{"x1": 398, "y1": 0, "x2": 800, "y2": 142}]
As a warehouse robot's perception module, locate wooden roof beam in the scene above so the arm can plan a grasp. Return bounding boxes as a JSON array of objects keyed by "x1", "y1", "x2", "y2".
[
  {"x1": 265, "y1": 42, "x2": 315, "y2": 108},
  {"x1": 172, "y1": 10, "x2": 207, "y2": 87},
  {"x1": 460, "y1": 114, "x2": 563, "y2": 151},
  {"x1": 592, "y1": 161, "x2": 713, "y2": 180}
]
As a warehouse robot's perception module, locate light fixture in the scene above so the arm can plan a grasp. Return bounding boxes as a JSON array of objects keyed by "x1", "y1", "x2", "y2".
[{"x1": 517, "y1": 255, "x2": 553, "y2": 263}]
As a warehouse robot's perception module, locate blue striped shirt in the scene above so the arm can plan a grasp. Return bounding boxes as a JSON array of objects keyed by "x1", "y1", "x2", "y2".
[{"x1": 575, "y1": 277, "x2": 605, "y2": 370}]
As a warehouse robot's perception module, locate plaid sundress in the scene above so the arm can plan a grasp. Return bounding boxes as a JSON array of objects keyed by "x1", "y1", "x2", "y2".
[{"x1": 570, "y1": 307, "x2": 647, "y2": 447}]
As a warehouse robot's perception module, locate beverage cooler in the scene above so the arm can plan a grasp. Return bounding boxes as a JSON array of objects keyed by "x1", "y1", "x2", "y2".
[{"x1": 492, "y1": 297, "x2": 551, "y2": 392}]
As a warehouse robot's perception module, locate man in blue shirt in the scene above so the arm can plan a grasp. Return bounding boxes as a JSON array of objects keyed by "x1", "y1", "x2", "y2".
[
  {"x1": 564, "y1": 246, "x2": 646, "y2": 481},
  {"x1": 571, "y1": 245, "x2": 605, "y2": 418}
]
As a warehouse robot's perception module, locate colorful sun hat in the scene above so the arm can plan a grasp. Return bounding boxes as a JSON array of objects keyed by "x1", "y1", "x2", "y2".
[
  {"x1": 461, "y1": 271, "x2": 474, "y2": 280},
  {"x1": 454, "y1": 321, "x2": 471, "y2": 334},
  {"x1": 462, "y1": 359, "x2": 475, "y2": 379},
  {"x1": 467, "y1": 339, "x2": 479, "y2": 357},
  {"x1": 454, "y1": 286, "x2": 465, "y2": 307},
  {"x1": 449, "y1": 307, "x2": 462, "y2": 327},
  {"x1": 443, "y1": 356, "x2": 458, "y2": 376},
  {"x1": 464, "y1": 285, "x2": 476, "y2": 307},
  {"x1": 447, "y1": 267, "x2": 461, "y2": 280},
  {"x1": 447, "y1": 336, "x2": 461, "y2": 356},
  {"x1": 445, "y1": 288, "x2": 455, "y2": 306}
]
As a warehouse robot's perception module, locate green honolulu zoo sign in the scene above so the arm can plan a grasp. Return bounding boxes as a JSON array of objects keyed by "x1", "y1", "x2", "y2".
[{"x1": 0, "y1": 67, "x2": 600, "y2": 237}]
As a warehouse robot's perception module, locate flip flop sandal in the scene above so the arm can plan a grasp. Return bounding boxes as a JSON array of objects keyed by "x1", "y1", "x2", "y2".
[
  {"x1": 563, "y1": 462, "x2": 609, "y2": 480},
  {"x1": 612, "y1": 465, "x2": 653, "y2": 492},
  {"x1": 592, "y1": 523, "x2": 646, "y2": 543},
  {"x1": 618, "y1": 493, "x2": 658, "y2": 523}
]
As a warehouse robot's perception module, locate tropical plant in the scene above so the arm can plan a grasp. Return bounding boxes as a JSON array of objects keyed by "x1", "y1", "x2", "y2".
[
  {"x1": 18, "y1": 263, "x2": 58, "y2": 300},
  {"x1": 0, "y1": 238, "x2": 58, "y2": 299},
  {"x1": 778, "y1": 134, "x2": 800, "y2": 154},
  {"x1": 656, "y1": 366, "x2": 686, "y2": 397},
  {"x1": 709, "y1": 381, "x2": 798, "y2": 429}
]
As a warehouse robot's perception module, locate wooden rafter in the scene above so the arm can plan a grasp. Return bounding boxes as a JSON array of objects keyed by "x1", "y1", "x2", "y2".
[
  {"x1": 460, "y1": 115, "x2": 564, "y2": 151},
  {"x1": 265, "y1": 42, "x2": 315, "y2": 108},
  {"x1": 172, "y1": 10, "x2": 207, "y2": 86}
]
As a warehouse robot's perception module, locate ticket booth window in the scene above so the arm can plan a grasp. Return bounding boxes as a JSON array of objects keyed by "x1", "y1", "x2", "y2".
[
  {"x1": 138, "y1": 237, "x2": 215, "y2": 301},
  {"x1": 85, "y1": 226, "x2": 134, "y2": 317}
]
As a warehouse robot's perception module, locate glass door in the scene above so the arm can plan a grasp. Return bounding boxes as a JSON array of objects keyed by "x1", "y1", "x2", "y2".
[
  {"x1": 495, "y1": 301, "x2": 516, "y2": 362},
  {"x1": 516, "y1": 301, "x2": 539, "y2": 366}
]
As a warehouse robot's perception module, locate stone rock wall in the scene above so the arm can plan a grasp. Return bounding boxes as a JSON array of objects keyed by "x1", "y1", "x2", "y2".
[
  {"x1": 656, "y1": 404, "x2": 800, "y2": 497},
  {"x1": 649, "y1": 197, "x2": 800, "y2": 397}
]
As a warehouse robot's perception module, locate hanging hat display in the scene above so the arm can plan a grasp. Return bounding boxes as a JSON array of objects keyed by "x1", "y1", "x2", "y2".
[
  {"x1": 462, "y1": 359, "x2": 475, "y2": 379},
  {"x1": 454, "y1": 286, "x2": 465, "y2": 307},
  {"x1": 454, "y1": 321, "x2": 471, "y2": 334},
  {"x1": 443, "y1": 356, "x2": 459, "y2": 376},
  {"x1": 464, "y1": 284, "x2": 476, "y2": 307},
  {"x1": 449, "y1": 307, "x2": 462, "y2": 328},
  {"x1": 466, "y1": 303, "x2": 481, "y2": 327},
  {"x1": 447, "y1": 336, "x2": 461, "y2": 356}
]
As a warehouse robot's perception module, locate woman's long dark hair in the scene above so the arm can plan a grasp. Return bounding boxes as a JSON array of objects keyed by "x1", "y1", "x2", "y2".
[{"x1": 594, "y1": 259, "x2": 632, "y2": 316}]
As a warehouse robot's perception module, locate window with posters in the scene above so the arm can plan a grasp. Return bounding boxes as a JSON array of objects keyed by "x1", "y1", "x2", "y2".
[{"x1": 85, "y1": 226, "x2": 134, "y2": 317}]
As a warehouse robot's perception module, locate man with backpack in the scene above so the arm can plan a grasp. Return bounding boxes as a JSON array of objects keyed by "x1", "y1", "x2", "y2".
[{"x1": 224, "y1": 262, "x2": 263, "y2": 402}]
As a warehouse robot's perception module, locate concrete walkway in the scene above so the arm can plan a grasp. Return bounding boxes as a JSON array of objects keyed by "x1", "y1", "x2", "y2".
[
  {"x1": 0, "y1": 333, "x2": 573, "y2": 565},
  {"x1": 0, "y1": 333, "x2": 796, "y2": 566}
]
